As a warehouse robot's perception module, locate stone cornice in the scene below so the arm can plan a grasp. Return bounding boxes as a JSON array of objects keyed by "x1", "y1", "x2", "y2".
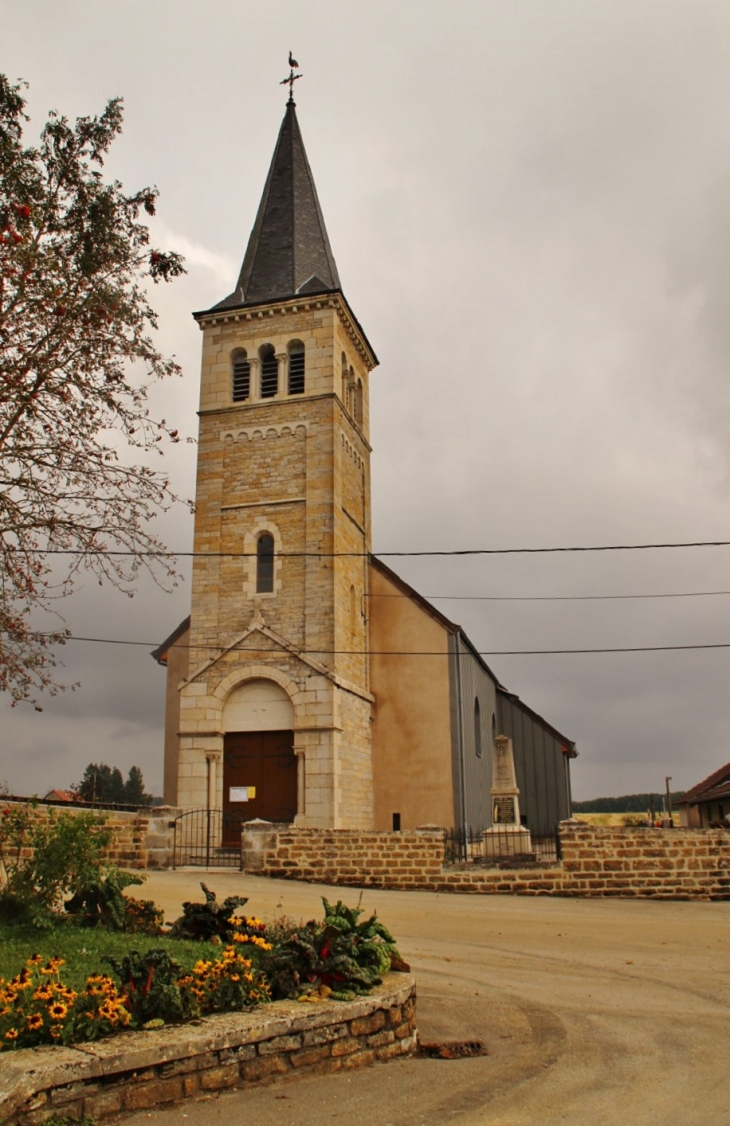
[{"x1": 193, "y1": 291, "x2": 378, "y2": 372}]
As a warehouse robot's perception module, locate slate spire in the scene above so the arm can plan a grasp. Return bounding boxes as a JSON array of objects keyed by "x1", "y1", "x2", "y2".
[{"x1": 215, "y1": 101, "x2": 341, "y2": 309}]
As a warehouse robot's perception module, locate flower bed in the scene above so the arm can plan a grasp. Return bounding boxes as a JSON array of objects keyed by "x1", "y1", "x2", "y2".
[{"x1": 0, "y1": 974, "x2": 417, "y2": 1126}]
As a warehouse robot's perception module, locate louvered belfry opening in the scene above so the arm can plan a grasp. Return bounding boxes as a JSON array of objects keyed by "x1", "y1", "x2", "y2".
[
  {"x1": 232, "y1": 352, "x2": 250, "y2": 401},
  {"x1": 288, "y1": 342, "x2": 305, "y2": 394},
  {"x1": 260, "y1": 346, "x2": 278, "y2": 398}
]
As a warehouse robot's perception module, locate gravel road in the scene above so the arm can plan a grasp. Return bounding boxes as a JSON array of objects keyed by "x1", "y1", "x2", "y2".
[{"x1": 123, "y1": 870, "x2": 730, "y2": 1126}]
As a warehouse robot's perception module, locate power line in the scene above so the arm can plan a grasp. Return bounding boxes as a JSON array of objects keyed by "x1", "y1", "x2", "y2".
[
  {"x1": 10, "y1": 538, "x2": 730, "y2": 559},
  {"x1": 57, "y1": 635, "x2": 730, "y2": 656},
  {"x1": 371, "y1": 589, "x2": 730, "y2": 603}
]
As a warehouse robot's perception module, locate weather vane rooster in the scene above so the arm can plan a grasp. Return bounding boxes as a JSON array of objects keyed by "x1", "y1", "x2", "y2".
[{"x1": 280, "y1": 51, "x2": 302, "y2": 103}]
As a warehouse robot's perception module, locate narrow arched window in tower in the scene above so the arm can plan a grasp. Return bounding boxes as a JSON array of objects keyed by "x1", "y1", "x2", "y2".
[
  {"x1": 288, "y1": 340, "x2": 305, "y2": 394},
  {"x1": 355, "y1": 378, "x2": 363, "y2": 425},
  {"x1": 348, "y1": 366, "x2": 355, "y2": 414},
  {"x1": 232, "y1": 350, "x2": 250, "y2": 402},
  {"x1": 474, "y1": 698, "x2": 482, "y2": 758},
  {"x1": 341, "y1": 353, "x2": 348, "y2": 405},
  {"x1": 256, "y1": 533, "x2": 275, "y2": 593},
  {"x1": 260, "y1": 345, "x2": 278, "y2": 398}
]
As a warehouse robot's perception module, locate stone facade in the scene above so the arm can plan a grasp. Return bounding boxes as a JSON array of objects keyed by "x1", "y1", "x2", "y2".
[
  {"x1": 241, "y1": 821, "x2": 730, "y2": 900},
  {"x1": 1, "y1": 976, "x2": 416, "y2": 1125},
  {"x1": 156, "y1": 100, "x2": 578, "y2": 835},
  {"x1": 176, "y1": 295, "x2": 377, "y2": 828}
]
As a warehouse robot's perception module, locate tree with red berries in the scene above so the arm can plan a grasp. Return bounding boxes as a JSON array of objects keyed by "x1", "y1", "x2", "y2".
[{"x1": 0, "y1": 75, "x2": 186, "y2": 704}]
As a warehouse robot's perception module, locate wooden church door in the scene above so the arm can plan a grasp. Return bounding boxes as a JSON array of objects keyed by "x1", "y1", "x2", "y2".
[{"x1": 222, "y1": 731, "x2": 297, "y2": 842}]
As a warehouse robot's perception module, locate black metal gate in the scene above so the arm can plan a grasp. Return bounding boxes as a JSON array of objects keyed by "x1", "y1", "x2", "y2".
[
  {"x1": 443, "y1": 826, "x2": 561, "y2": 865},
  {"x1": 171, "y1": 808, "x2": 246, "y2": 869}
]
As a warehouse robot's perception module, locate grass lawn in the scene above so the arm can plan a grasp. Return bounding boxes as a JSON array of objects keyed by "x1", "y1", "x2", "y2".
[{"x1": 0, "y1": 923, "x2": 222, "y2": 991}]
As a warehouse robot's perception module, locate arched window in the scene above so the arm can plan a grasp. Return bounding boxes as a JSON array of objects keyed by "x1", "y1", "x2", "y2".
[
  {"x1": 232, "y1": 350, "x2": 250, "y2": 402},
  {"x1": 355, "y1": 378, "x2": 363, "y2": 425},
  {"x1": 288, "y1": 341, "x2": 305, "y2": 395},
  {"x1": 256, "y1": 533, "x2": 275, "y2": 593},
  {"x1": 260, "y1": 345, "x2": 278, "y2": 398},
  {"x1": 341, "y1": 353, "x2": 348, "y2": 405},
  {"x1": 474, "y1": 698, "x2": 482, "y2": 758},
  {"x1": 348, "y1": 366, "x2": 355, "y2": 414}
]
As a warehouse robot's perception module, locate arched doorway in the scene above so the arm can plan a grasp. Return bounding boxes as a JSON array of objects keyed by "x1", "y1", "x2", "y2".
[{"x1": 222, "y1": 680, "x2": 297, "y2": 841}]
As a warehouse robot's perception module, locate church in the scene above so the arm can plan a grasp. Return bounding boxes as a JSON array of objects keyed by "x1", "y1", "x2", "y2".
[{"x1": 153, "y1": 92, "x2": 576, "y2": 837}]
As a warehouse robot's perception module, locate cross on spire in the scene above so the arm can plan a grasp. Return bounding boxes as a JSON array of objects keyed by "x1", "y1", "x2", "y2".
[{"x1": 280, "y1": 51, "x2": 303, "y2": 104}]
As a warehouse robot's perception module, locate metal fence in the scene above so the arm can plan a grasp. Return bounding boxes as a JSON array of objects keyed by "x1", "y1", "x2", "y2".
[
  {"x1": 443, "y1": 826, "x2": 561, "y2": 866},
  {"x1": 170, "y1": 808, "x2": 247, "y2": 869}
]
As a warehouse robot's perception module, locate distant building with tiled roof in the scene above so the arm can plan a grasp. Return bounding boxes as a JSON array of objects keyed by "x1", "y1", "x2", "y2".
[{"x1": 677, "y1": 764, "x2": 730, "y2": 828}]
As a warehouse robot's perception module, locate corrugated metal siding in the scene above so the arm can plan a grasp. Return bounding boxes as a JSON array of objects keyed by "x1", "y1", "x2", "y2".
[
  {"x1": 451, "y1": 637, "x2": 498, "y2": 833},
  {"x1": 497, "y1": 692, "x2": 571, "y2": 834}
]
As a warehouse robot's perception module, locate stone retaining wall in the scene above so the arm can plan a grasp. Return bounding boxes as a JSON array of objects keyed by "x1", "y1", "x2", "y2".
[
  {"x1": 1, "y1": 975, "x2": 416, "y2": 1125},
  {"x1": 1, "y1": 801, "x2": 177, "y2": 869},
  {"x1": 241, "y1": 821, "x2": 730, "y2": 899}
]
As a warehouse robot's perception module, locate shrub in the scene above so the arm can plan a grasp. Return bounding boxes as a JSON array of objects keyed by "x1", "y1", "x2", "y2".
[
  {"x1": 64, "y1": 869, "x2": 163, "y2": 934},
  {"x1": 102, "y1": 948, "x2": 193, "y2": 1025},
  {"x1": 0, "y1": 804, "x2": 114, "y2": 927},
  {"x1": 168, "y1": 882, "x2": 250, "y2": 942},
  {"x1": 264, "y1": 897, "x2": 404, "y2": 1001}
]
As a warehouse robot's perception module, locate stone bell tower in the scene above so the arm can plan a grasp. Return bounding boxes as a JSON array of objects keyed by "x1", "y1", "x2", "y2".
[{"x1": 176, "y1": 95, "x2": 378, "y2": 828}]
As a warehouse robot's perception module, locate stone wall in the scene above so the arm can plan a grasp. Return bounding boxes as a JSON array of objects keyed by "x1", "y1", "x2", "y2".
[
  {"x1": 1, "y1": 801, "x2": 176, "y2": 870},
  {"x1": 241, "y1": 825, "x2": 445, "y2": 886},
  {"x1": 556, "y1": 821, "x2": 730, "y2": 898},
  {"x1": 1, "y1": 976, "x2": 416, "y2": 1126},
  {"x1": 241, "y1": 821, "x2": 730, "y2": 900}
]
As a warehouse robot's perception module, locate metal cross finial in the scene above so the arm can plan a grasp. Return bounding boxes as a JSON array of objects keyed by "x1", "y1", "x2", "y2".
[{"x1": 280, "y1": 52, "x2": 303, "y2": 104}]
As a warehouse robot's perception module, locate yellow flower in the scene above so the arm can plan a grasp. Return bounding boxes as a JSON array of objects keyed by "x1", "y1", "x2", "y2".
[
  {"x1": 34, "y1": 985, "x2": 53, "y2": 1001},
  {"x1": 26, "y1": 954, "x2": 44, "y2": 966},
  {"x1": 4, "y1": 1028, "x2": 18, "y2": 1041},
  {"x1": 26, "y1": 1013, "x2": 43, "y2": 1031},
  {"x1": 49, "y1": 1002, "x2": 67, "y2": 1021}
]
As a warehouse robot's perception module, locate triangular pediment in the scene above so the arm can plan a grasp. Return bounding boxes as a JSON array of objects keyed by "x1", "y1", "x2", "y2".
[{"x1": 182, "y1": 616, "x2": 340, "y2": 689}]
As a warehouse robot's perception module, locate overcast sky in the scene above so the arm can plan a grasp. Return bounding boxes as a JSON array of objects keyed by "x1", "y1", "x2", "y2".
[{"x1": 3, "y1": 0, "x2": 730, "y2": 802}]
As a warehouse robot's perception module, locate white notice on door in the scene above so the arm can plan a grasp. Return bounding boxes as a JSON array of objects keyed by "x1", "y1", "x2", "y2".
[{"x1": 230, "y1": 786, "x2": 251, "y2": 802}]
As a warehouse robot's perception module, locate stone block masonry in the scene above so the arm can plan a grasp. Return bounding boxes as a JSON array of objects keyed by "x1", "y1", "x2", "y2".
[
  {"x1": 1, "y1": 800, "x2": 178, "y2": 870},
  {"x1": 241, "y1": 821, "x2": 730, "y2": 900},
  {"x1": 1, "y1": 976, "x2": 416, "y2": 1125}
]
